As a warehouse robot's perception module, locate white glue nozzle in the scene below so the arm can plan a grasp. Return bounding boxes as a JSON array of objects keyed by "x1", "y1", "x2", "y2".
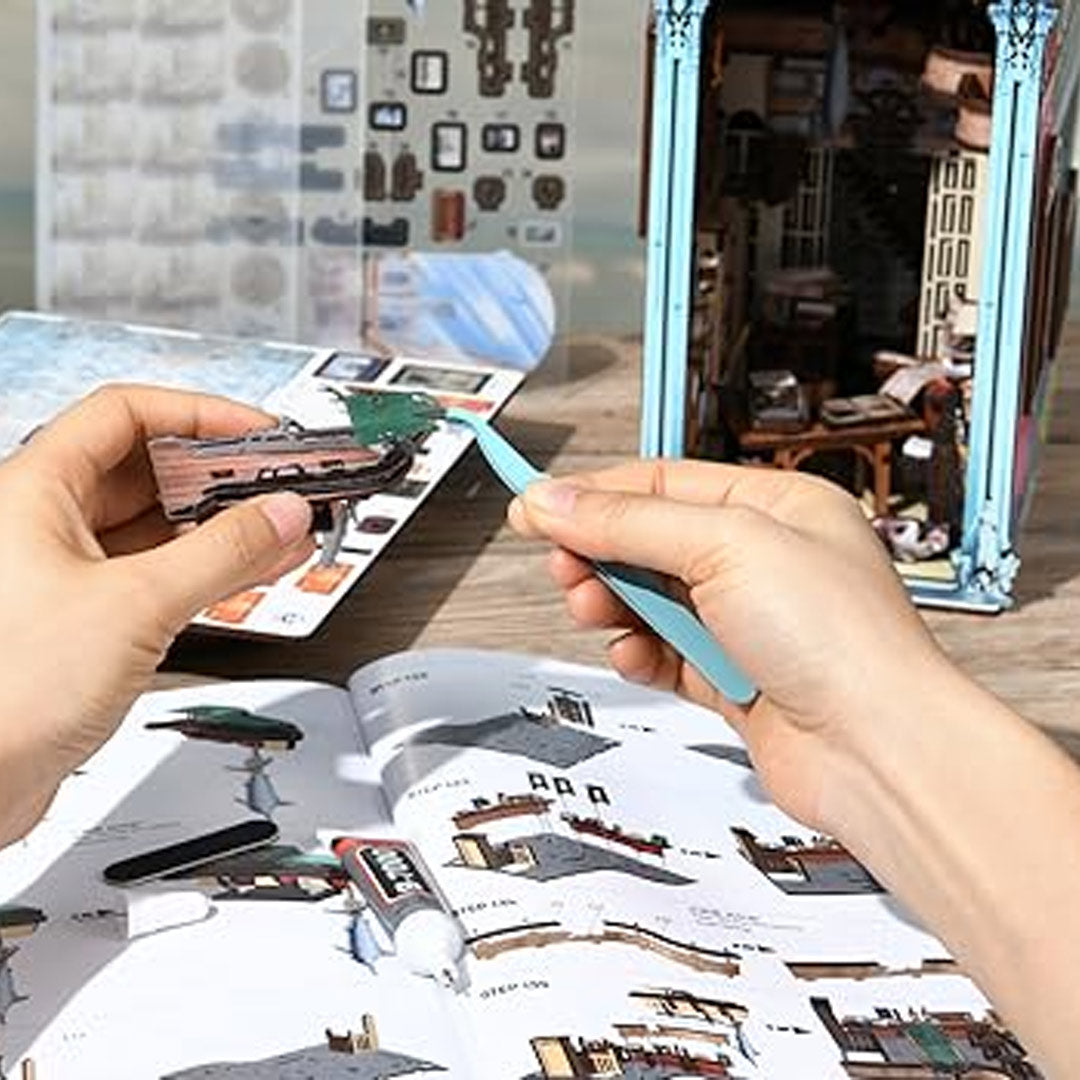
[{"x1": 394, "y1": 908, "x2": 468, "y2": 993}]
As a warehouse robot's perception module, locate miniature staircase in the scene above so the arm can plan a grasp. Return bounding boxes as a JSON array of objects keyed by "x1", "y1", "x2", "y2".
[{"x1": 833, "y1": 152, "x2": 925, "y2": 274}]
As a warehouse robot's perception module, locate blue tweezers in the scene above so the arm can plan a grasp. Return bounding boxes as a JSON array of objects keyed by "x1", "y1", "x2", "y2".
[{"x1": 445, "y1": 408, "x2": 758, "y2": 705}]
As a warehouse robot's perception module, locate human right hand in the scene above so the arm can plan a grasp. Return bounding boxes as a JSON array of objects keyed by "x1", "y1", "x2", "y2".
[{"x1": 508, "y1": 459, "x2": 956, "y2": 833}]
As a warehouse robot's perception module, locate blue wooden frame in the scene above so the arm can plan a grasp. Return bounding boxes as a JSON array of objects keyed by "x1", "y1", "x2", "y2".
[
  {"x1": 641, "y1": 0, "x2": 711, "y2": 458},
  {"x1": 642, "y1": 0, "x2": 1078, "y2": 610}
]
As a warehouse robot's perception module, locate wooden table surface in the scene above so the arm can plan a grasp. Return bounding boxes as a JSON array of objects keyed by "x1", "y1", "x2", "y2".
[
  {"x1": 736, "y1": 414, "x2": 926, "y2": 452},
  {"x1": 166, "y1": 325, "x2": 1080, "y2": 750}
]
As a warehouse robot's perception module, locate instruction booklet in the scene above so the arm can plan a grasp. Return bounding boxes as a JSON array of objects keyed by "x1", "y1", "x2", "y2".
[{"x1": 0, "y1": 649, "x2": 1040, "y2": 1079}]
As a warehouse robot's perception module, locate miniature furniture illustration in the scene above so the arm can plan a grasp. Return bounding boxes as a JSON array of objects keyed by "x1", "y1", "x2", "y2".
[
  {"x1": 641, "y1": 0, "x2": 1079, "y2": 611},
  {"x1": 736, "y1": 415, "x2": 928, "y2": 518}
]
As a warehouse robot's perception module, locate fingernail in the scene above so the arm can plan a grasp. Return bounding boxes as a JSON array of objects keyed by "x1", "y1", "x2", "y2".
[
  {"x1": 259, "y1": 492, "x2": 312, "y2": 546},
  {"x1": 525, "y1": 480, "x2": 578, "y2": 517}
]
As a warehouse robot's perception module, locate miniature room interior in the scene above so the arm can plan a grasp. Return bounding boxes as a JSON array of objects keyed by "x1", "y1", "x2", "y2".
[{"x1": 665, "y1": 0, "x2": 1076, "y2": 588}]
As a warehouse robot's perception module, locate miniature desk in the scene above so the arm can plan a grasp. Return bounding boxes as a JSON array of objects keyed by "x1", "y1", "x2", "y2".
[{"x1": 736, "y1": 417, "x2": 928, "y2": 517}]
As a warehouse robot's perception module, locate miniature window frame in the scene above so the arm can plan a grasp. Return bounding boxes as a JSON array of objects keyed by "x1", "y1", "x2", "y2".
[
  {"x1": 411, "y1": 50, "x2": 449, "y2": 95},
  {"x1": 482, "y1": 122, "x2": 521, "y2": 153},
  {"x1": 431, "y1": 122, "x2": 467, "y2": 173},
  {"x1": 535, "y1": 121, "x2": 566, "y2": 161},
  {"x1": 369, "y1": 101, "x2": 408, "y2": 132},
  {"x1": 320, "y1": 69, "x2": 359, "y2": 114}
]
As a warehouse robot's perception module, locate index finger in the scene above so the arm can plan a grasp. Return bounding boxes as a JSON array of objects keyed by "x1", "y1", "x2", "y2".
[
  {"x1": 22, "y1": 384, "x2": 275, "y2": 500},
  {"x1": 536, "y1": 458, "x2": 850, "y2": 523}
]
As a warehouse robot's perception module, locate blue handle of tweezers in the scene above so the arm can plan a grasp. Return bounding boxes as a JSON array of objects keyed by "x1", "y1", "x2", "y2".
[{"x1": 446, "y1": 408, "x2": 758, "y2": 705}]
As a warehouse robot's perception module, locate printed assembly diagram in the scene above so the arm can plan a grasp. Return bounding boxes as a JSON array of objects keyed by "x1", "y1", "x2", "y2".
[
  {"x1": 522, "y1": 985, "x2": 771, "y2": 1080},
  {"x1": 146, "y1": 703, "x2": 307, "y2": 822},
  {"x1": 447, "y1": 777, "x2": 690, "y2": 886},
  {"x1": 451, "y1": 830, "x2": 692, "y2": 887},
  {"x1": 403, "y1": 689, "x2": 619, "y2": 768},
  {"x1": 810, "y1": 998, "x2": 1040, "y2": 1079},
  {"x1": 162, "y1": 1014, "x2": 446, "y2": 1079},
  {"x1": 732, "y1": 829, "x2": 882, "y2": 896},
  {"x1": 0, "y1": 652, "x2": 1049, "y2": 1078}
]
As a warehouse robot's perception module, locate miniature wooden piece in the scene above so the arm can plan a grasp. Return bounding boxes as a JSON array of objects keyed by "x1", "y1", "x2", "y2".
[{"x1": 149, "y1": 390, "x2": 440, "y2": 565}]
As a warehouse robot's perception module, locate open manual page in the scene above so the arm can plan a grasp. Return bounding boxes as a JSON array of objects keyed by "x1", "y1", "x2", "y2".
[{"x1": 0, "y1": 650, "x2": 1040, "y2": 1078}]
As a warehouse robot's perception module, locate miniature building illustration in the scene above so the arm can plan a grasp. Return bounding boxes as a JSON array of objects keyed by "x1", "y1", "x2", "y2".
[
  {"x1": 161, "y1": 1024, "x2": 445, "y2": 1079},
  {"x1": 467, "y1": 919, "x2": 745, "y2": 977},
  {"x1": 172, "y1": 844, "x2": 347, "y2": 901},
  {"x1": 452, "y1": 792, "x2": 555, "y2": 831},
  {"x1": 528, "y1": 1034, "x2": 734, "y2": 1078},
  {"x1": 545, "y1": 688, "x2": 595, "y2": 728},
  {"x1": 687, "y1": 744, "x2": 754, "y2": 769},
  {"x1": 642, "y1": 0, "x2": 1079, "y2": 610},
  {"x1": 731, "y1": 827, "x2": 883, "y2": 895},
  {"x1": 810, "y1": 997, "x2": 1042, "y2": 1078},
  {"x1": 786, "y1": 958, "x2": 959, "y2": 981},
  {"x1": 146, "y1": 705, "x2": 305, "y2": 750},
  {"x1": 325, "y1": 1015, "x2": 379, "y2": 1054},
  {"x1": 451, "y1": 830, "x2": 693, "y2": 885},
  {"x1": 36, "y1": 1, "x2": 576, "y2": 365},
  {"x1": 561, "y1": 813, "x2": 671, "y2": 857},
  {"x1": 0, "y1": 907, "x2": 45, "y2": 1026},
  {"x1": 629, "y1": 988, "x2": 749, "y2": 1028},
  {"x1": 406, "y1": 699, "x2": 618, "y2": 769}
]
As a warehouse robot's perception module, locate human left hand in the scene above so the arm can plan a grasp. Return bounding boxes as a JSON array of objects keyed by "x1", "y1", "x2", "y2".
[{"x1": 0, "y1": 385, "x2": 314, "y2": 845}]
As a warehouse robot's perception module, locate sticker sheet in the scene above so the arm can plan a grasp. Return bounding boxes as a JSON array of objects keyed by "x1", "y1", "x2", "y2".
[
  {"x1": 36, "y1": 0, "x2": 577, "y2": 368},
  {"x1": 205, "y1": 347, "x2": 521, "y2": 638}
]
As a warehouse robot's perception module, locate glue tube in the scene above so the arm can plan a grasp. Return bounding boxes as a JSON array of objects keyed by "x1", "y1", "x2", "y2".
[{"x1": 332, "y1": 836, "x2": 467, "y2": 991}]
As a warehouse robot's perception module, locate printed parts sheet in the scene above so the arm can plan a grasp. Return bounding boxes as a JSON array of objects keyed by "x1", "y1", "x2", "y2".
[
  {"x1": 196, "y1": 341, "x2": 521, "y2": 638},
  {"x1": 0, "y1": 652, "x2": 1041, "y2": 1078},
  {"x1": 36, "y1": 1, "x2": 567, "y2": 366}
]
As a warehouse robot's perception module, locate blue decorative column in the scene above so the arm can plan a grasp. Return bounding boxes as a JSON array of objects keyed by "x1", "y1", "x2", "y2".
[
  {"x1": 951, "y1": 0, "x2": 1057, "y2": 609},
  {"x1": 641, "y1": 0, "x2": 711, "y2": 457}
]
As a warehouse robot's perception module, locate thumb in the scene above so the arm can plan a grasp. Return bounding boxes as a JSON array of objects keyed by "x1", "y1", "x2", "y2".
[
  {"x1": 520, "y1": 479, "x2": 767, "y2": 586},
  {"x1": 122, "y1": 492, "x2": 313, "y2": 629}
]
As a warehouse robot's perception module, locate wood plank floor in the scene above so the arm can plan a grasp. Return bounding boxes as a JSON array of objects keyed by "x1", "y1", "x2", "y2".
[{"x1": 169, "y1": 325, "x2": 1080, "y2": 745}]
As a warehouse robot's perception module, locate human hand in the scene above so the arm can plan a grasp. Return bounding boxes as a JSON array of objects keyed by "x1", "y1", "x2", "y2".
[
  {"x1": 0, "y1": 385, "x2": 314, "y2": 844},
  {"x1": 508, "y1": 459, "x2": 954, "y2": 832}
]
